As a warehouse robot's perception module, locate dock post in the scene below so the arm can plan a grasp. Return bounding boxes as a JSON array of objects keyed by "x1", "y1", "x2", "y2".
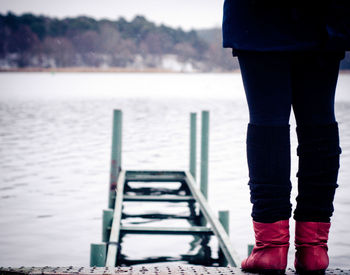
[
  {"x1": 248, "y1": 244, "x2": 254, "y2": 256},
  {"x1": 109, "y1": 110, "x2": 122, "y2": 209},
  {"x1": 219, "y1": 211, "x2": 229, "y2": 234},
  {"x1": 102, "y1": 209, "x2": 114, "y2": 242},
  {"x1": 218, "y1": 210, "x2": 230, "y2": 266},
  {"x1": 90, "y1": 243, "x2": 107, "y2": 267},
  {"x1": 190, "y1": 113, "x2": 197, "y2": 180},
  {"x1": 200, "y1": 111, "x2": 209, "y2": 200}
]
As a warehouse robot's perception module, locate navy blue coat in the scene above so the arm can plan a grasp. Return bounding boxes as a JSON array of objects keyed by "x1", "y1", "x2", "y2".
[{"x1": 222, "y1": 0, "x2": 350, "y2": 54}]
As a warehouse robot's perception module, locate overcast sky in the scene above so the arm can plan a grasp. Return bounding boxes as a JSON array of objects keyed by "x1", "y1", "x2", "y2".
[{"x1": 0, "y1": 0, "x2": 224, "y2": 30}]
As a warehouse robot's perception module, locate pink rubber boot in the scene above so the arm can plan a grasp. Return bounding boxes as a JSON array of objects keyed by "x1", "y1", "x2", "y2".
[
  {"x1": 295, "y1": 221, "x2": 330, "y2": 275},
  {"x1": 241, "y1": 220, "x2": 289, "y2": 274}
]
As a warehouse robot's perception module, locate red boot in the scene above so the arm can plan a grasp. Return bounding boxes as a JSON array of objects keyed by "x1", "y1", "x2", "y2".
[
  {"x1": 295, "y1": 221, "x2": 330, "y2": 275},
  {"x1": 241, "y1": 220, "x2": 289, "y2": 274}
]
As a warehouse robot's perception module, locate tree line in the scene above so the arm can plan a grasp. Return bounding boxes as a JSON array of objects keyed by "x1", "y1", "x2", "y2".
[
  {"x1": 0, "y1": 12, "x2": 348, "y2": 71},
  {"x1": 0, "y1": 12, "x2": 239, "y2": 71}
]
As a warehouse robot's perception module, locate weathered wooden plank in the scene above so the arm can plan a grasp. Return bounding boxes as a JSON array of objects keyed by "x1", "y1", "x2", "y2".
[
  {"x1": 123, "y1": 195, "x2": 195, "y2": 202},
  {"x1": 105, "y1": 170, "x2": 126, "y2": 267},
  {"x1": 125, "y1": 170, "x2": 186, "y2": 182},
  {"x1": 126, "y1": 170, "x2": 186, "y2": 176},
  {"x1": 124, "y1": 186, "x2": 185, "y2": 196},
  {"x1": 122, "y1": 213, "x2": 195, "y2": 220},
  {"x1": 120, "y1": 225, "x2": 214, "y2": 235},
  {"x1": 125, "y1": 176, "x2": 185, "y2": 182},
  {"x1": 184, "y1": 171, "x2": 240, "y2": 267}
]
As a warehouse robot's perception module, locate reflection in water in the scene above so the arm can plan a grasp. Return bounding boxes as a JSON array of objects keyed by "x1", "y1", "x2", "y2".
[
  {"x1": 119, "y1": 181, "x2": 216, "y2": 266},
  {"x1": 119, "y1": 235, "x2": 215, "y2": 266}
]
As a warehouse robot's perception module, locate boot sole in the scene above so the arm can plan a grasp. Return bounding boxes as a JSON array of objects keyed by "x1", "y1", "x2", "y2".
[
  {"x1": 295, "y1": 268, "x2": 326, "y2": 275},
  {"x1": 241, "y1": 268, "x2": 286, "y2": 275}
]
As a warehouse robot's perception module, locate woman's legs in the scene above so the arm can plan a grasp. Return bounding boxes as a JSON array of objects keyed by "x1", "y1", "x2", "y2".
[
  {"x1": 237, "y1": 50, "x2": 344, "y2": 273},
  {"x1": 238, "y1": 51, "x2": 293, "y2": 223},
  {"x1": 291, "y1": 51, "x2": 343, "y2": 223},
  {"x1": 238, "y1": 51, "x2": 293, "y2": 272},
  {"x1": 238, "y1": 50, "x2": 344, "y2": 224},
  {"x1": 290, "y1": 52, "x2": 343, "y2": 273}
]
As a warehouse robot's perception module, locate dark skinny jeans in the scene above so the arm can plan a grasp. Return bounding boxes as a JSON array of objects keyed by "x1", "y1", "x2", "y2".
[{"x1": 237, "y1": 51, "x2": 344, "y2": 223}]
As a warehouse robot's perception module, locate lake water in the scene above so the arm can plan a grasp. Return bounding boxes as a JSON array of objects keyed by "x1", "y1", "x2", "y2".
[{"x1": 0, "y1": 72, "x2": 350, "y2": 268}]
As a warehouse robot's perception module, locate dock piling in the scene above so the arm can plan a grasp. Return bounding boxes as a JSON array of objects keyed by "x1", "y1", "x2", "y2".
[
  {"x1": 248, "y1": 244, "x2": 254, "y2": 256},
  {"x1": 109, "y1": 110, "x2": 122, "y2": 208},
  {"x1": 102, "y1": 209, "x2": 114, "y2": 242},
  {"x1": 200, "y1": 111, "x2": 209, "y2": 200},
  {"x1": 190, "y1": 113, "x2": 197, "y2": 180},
  {"x1": 219, "y1": 211, "x2": 229, "y2": 234},
  {"x1": 218, "y1": 210, "x2": 230, "y2": 266},
  {"x1": 90, "y1": 243, "x2": 107, "y2": 267}
]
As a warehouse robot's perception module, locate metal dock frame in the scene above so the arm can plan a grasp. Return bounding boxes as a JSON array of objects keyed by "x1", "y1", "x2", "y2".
[{"x1": 90, "y1": 110, "x2": 240, "y2": 267}]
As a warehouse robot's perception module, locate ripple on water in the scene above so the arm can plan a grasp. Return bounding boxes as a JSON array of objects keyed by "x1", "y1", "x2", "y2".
[{"x1": 36, "y1": 215, "x2": 53, "y2": 219}]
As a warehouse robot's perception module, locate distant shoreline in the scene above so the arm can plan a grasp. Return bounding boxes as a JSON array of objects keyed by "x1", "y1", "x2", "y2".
[
  {"x1": 0, "y1": 67, "x2": 348, "y2": 74},
  {"x1": 0, "y1": 67, "x2": 177, "y2": 73},
  {"x1": 0, "y1": 67, "x2": 240, "y2": 73}
]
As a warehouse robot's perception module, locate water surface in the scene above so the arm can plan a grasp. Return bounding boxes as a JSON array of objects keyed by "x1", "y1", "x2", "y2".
[{"x1": 0, "y1": 72, "x2": 350, "y2": 267}]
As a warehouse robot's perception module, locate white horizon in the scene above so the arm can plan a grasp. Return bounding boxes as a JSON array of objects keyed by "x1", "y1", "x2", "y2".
[{"x1": 0, "y1": 0, "x2": 224, "y2": 31}]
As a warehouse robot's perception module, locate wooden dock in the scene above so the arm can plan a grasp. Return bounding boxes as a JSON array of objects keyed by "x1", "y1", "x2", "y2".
[
  {"x1": 1, "y1": 266, "x2": 350, "y2": 275},
  {"x1": 90, "y1": 110, "x2": 240, "y2": 267}
]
